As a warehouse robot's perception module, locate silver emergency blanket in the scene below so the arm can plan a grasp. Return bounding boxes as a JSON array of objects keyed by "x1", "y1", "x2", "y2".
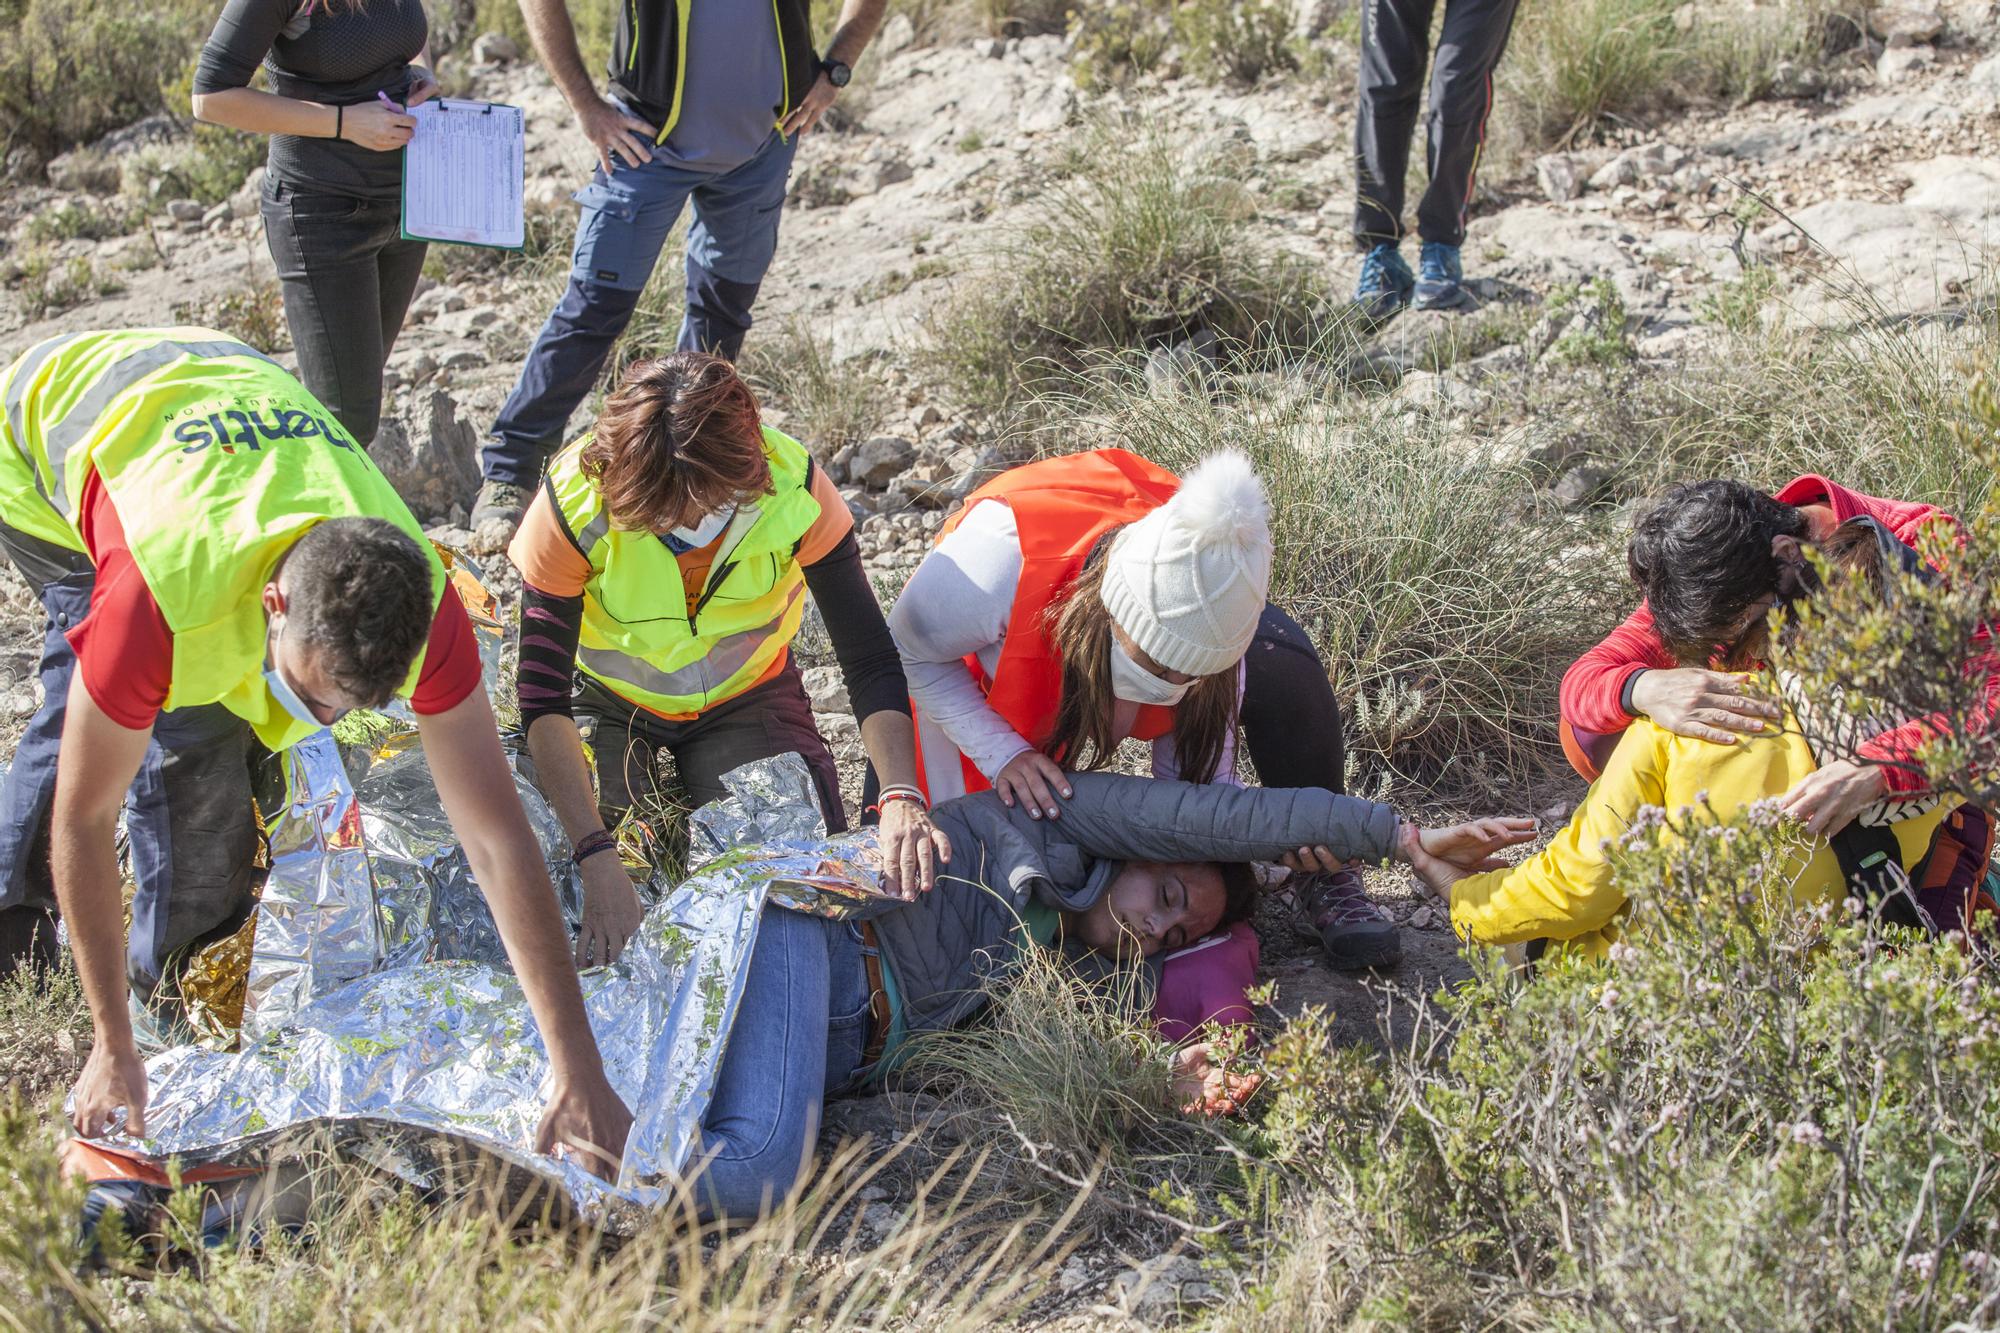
[
  {"x1": 89, "y1": 753, "x2": 890, "y2": 1230},
  {"x1": 241, "y1": 730, "x2": 590, "y2": 1036}
]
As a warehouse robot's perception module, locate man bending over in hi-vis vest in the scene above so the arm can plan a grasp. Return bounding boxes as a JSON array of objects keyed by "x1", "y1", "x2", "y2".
[{"x1": 0, "y1": 328, "x2": 632, "y2": 1177}]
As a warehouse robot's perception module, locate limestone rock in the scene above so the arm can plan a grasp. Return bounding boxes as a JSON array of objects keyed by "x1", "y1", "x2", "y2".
[
  {"x1": 1114, "y1": 1255, "x2": 1214, "y2": 1319},
  {"x1": 802, "y1": 665, "x2": 850, "y2": 714},
  {"x1": 877, "y1": 12, "x2": 915, "y2": 54},
  {"x1": 851, "y1": 435, "x2": 915, "y2": 489},
  {"x1": 1877, "y1": 43, "x2": 1936, "y2": 82},
  {"x1": 166, "y1": 198, "x2": 204, "y2": 223},
  {"x1": 1586, "y1": 142, "x2": 1686, "y2": 191},
  {"x1": 471, "y1": 32, "x2": 520, "y2": 63},
  {"x1": 1869, "y1": 3, "x2": 1944, "y2": 43},
  {"x1": 1535, "y1": 152, "x2": 1582, "y2": 203},
  {"x1": 1015, "y1": 80, "x2": 1074, "y2": 134},
  {"x1": 1971, "y1": 54, "x2": 2000, "y2": 101},
  {"x1": 372, "y1": 390, "x2": 484, "y2": 520},
  {"x1": 45, "y1": 149, "x2": 121, "y2": 195}
]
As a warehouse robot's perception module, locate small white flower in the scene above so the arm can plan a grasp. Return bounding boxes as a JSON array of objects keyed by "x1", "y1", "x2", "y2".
[
  {"x1": 1789, "y1": 1119, "x2": 1825, "y2": 1148},
  {"x1": 1598, "y1": 986, "x2": 1621, "y2": 1010},
  {"x1": 1608, "y1": 941, "x2": 1638, "y2": 964},
  {"x1": 1905, "y1": 1252, "x2": 1937, "y2": 1281}
]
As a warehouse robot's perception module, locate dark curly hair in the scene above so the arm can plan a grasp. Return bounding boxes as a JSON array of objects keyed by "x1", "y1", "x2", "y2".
[
  {"x1": 1627, "y1": 480, "x2": 1813, "y2": 665},
  {"x1": 283, "y1": 518, "x2": 434, "y2": 706}
]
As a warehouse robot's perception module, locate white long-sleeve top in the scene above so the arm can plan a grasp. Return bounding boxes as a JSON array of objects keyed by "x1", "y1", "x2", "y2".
[{"x1": 888, "y1": 499, "x2": 1240, "y2": 803}]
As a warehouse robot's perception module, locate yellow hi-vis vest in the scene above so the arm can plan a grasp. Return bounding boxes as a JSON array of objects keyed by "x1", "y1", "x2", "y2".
[
  {"x1": 0, "y1": 327, "x2": 445, "y2": 750},
  {"x1": 545, "y1": 425, "x2": 821, "y2": 718}
]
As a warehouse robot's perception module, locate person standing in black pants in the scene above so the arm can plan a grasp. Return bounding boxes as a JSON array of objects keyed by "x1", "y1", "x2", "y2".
[
  {"x1": 192, "y1": 0, "x2": 437, "y2": 449},
  {"x1": 1350, "y1": 0, "x2": 1521, "y2": 319}
]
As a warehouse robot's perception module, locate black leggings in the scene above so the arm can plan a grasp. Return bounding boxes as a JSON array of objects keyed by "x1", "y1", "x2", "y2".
[{"x1": 1239, "y1": 604, "x2": 1347, "y2": 795}]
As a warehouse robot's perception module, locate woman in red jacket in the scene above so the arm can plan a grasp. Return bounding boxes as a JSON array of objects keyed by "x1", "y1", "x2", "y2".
[{"x1": 1560, "y1": 475, "x2": 1995, "y2": 840}]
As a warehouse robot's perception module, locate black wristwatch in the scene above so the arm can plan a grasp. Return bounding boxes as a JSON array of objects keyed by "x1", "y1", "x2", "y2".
[{"x1": 820, "y1": 57, "x2": 851, "y2": 87}]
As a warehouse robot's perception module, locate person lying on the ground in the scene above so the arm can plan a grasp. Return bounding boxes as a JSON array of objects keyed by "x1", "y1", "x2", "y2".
[
  {"x1": 0, "y1": 329, "x2": 630, "y2": 1179},
  {"x1": 1559, "y1": 476, "x2": 1998, "y2": 841},
  {"x1": 682, "y1": 769, "x2": 1531, "y2": 1220},
  {"x1": 1426, "y1": 519, "x2": 1998, "y2": 960}
]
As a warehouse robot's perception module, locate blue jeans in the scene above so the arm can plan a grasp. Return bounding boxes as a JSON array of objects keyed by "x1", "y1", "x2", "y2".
[
  {"x1": 0, "y1": 523, "x2": 264, "y2": 1000},
  {"x1": 689, "y1": 905, "x2": 872, "y2": 1220},
  {"x1": 480, "y1": 129, "x2": 799, "y2": 488}
]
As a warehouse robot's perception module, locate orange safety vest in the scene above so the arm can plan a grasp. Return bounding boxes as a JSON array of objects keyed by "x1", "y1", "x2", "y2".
[{"x1": 913, "y1": 448, "x2": 1186, "y2": 799}]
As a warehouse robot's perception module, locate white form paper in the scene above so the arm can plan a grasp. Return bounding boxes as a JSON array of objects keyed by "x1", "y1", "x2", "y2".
[{"x1": 401, "y1": 99, "x2": 525, "y2": 249}]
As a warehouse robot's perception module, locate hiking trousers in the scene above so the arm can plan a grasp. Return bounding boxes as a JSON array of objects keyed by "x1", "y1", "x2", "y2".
[
  {"x1": 1353, "y1": 0, "x2": 1522, "y2": 249},
  {"x1": 0, "y1": 522, "x2": 265, "y2": 1001}
]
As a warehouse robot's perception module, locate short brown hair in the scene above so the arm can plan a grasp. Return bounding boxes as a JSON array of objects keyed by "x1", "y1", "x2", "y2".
[{"x1": 580, "y1": 352, "x2": 771, "y2": 531}]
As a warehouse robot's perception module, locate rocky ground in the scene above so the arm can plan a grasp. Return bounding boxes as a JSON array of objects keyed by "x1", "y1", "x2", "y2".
[{"x1": 3, "y1": 3, "x2": 2000, "y2": 1320}]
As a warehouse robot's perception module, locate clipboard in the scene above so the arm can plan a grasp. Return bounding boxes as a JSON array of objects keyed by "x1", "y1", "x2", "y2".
[{"x1": 400, "y1": 98, "x2": 526, "y2": 251}]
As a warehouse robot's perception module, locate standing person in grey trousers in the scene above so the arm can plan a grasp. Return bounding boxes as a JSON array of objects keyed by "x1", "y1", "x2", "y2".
[
  {"x1": 1349, "y1": 0, "x2": 1521, "y2": 319},
  {"x1": 192, "y1": 0, "x2": 439, "y2": 449},
  {"x1": 468, "y1": 0, "x2": 890, "y2": 536}
]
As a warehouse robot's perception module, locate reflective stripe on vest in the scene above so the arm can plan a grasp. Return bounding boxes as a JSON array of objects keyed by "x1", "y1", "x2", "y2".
[
  {"x1": 0, "y1": 328, "x2": 444, "y2": 750},
  {"x1": 911, "y1": 448, "x2": 1183, "y2": 801},
  {"x1": 546, "y1": 425, "x2": 822, "y2": 718}
]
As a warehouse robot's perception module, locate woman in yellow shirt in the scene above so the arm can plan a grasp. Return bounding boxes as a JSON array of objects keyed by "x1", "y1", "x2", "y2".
[{"x1": 1420, "y1": 515, "x2": 1986, "y2": 959}]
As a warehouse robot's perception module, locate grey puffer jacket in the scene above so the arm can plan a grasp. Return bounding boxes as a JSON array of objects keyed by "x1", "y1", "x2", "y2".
[{"x1": 871, "y1": 772, "x2": 1400, "y2": 1035}]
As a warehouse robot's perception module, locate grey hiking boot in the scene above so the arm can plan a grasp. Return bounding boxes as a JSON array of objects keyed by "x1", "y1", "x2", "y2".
[
  {"x1": 1298, "y1": 867, "x2": 1403, "y2": 972},
  {"x1": 1413, "y1": 240, "x2": 1474, "y2": 312},
  {"x1": 1353, "y1": 242, "x2": 1415, "y2": 322},
  {"x1": 470, "y1": 479, "x2": 531, "y2": 534}
]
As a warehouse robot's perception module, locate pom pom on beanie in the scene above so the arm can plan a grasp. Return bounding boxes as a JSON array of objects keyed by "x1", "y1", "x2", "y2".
[{"x1": 1098, "y1": 449, "x2": 1273, "y2": 677}]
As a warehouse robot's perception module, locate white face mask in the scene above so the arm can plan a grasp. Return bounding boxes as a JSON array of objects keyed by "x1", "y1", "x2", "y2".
[
  {"x1": 264, "y1": 615, "x2": 337, "y2": 731},
  {"x1": 665, "y1": 504, "x2": 735, "y2": 553},
  {"x1": 1109, "y1": 635, "x2": 1192, "y2": 707}
]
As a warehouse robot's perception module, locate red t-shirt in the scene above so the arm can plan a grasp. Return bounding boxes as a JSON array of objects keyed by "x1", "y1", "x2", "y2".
[{"x1": 66, "y1": 474, "x2": 482, "y2": 731}]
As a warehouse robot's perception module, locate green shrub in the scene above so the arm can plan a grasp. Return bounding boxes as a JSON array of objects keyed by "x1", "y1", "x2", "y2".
[
  {"x1": 1070, "y1": 0, "x2": 1174, "y2": 90},
  {"x1": 2, "y1": 247, "x2": 124, "y2": 319},
  {"x1": 1773, "y1": 372, "x2": 2000, "y2": 809},
  {"x1": 977, "y1": 0, "x2": 1071, "y2": 38},
  {"x1": 0, "y1": 0, "x2": 199, "y2": 176},
  {"x1": 1544, "y1": 277, "x2": 1634, "y2": 367},
  {"x1": 1175, "y1": 0, "x2": 1299, "y2": 86},
  {"x1": 172, "y1": 280, "x2": 292, "y2": 355},
  {"x1": 1225, "y1": 808, "x2": 2000, "y2": 1326},
  {"x1": 1699, "y1": 261, "x2": 1783, "y2": 333},
  {"x1": 1031, "y1": 346, "x2": 1625, "y2": 787},
  {"x1": 926, "y1": 120, "x2": 1319, "y2": 416},
  {"x1": 23, "y1": 199, "x2": 146, "y2": 244},
  {"x1": 136, "y1": 53, "x2": 271, "y2": 207}
]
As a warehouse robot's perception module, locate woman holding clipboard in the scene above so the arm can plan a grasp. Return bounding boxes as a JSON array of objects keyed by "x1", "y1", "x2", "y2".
[{"x1": 192, "y1": 0, "x2": 436, "y2": 450}]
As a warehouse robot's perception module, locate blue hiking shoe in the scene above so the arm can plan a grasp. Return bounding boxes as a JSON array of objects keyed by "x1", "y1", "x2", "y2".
[
  {"x1": 1413, "y1": 241, "x2": 1474, "y2": 311},
  {"x1": 1353, "y1": 242, "x2": 1415, "y2": 321}
]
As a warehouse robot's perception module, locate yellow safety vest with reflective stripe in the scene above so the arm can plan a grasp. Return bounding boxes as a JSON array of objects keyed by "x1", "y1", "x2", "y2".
[
  {"x1": 0, "y1": 327, "x2": 445, "y2": 750},
  {"x1": 545, "y1": 426, "x2": 821, "y2": 718}
]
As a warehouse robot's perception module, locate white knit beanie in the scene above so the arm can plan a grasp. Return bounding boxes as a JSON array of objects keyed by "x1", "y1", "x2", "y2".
[{"x1": 1098, "y1": 449, "x2": 1274, "y2": 677}]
